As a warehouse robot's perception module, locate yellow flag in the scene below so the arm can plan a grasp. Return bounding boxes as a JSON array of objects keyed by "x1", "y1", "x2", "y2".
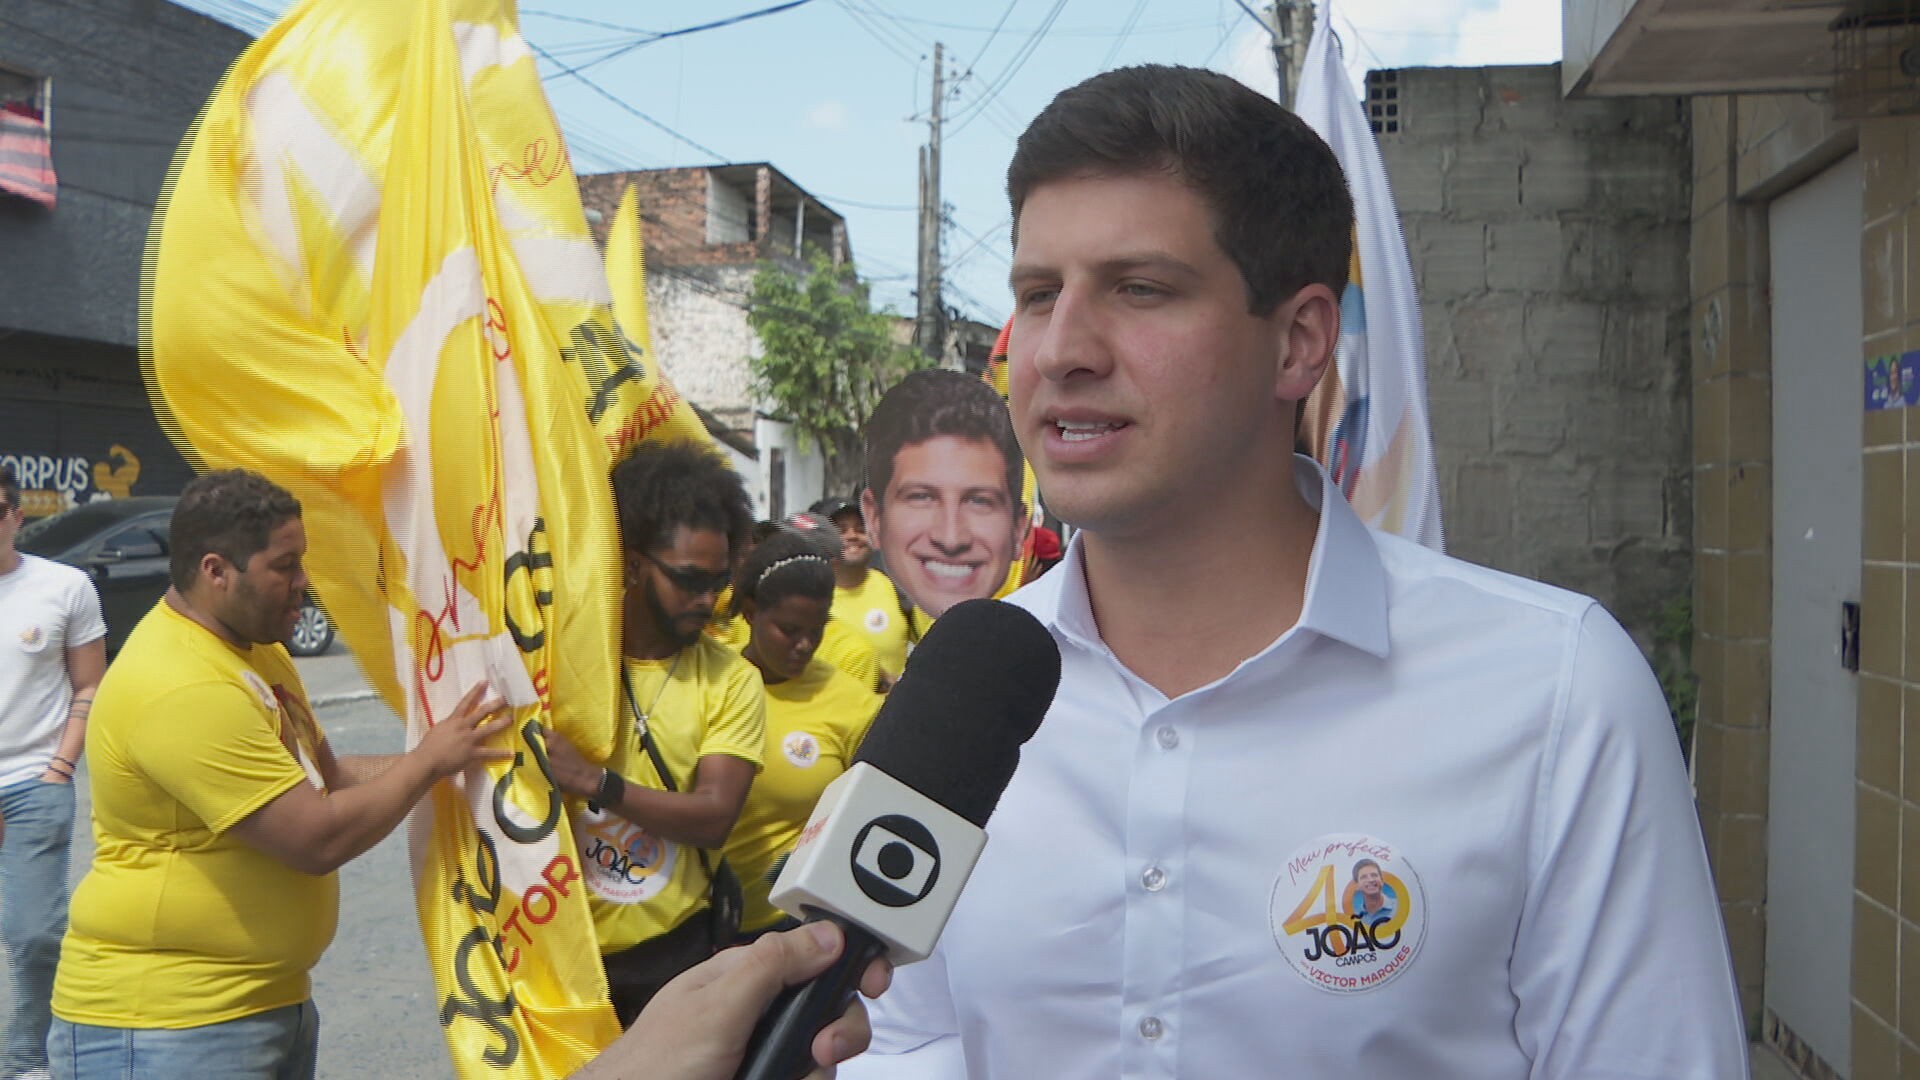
[
  {"x1": 139, "y1": 0, "x2": 720, "y2": 1072},
  {"x1": 602, "y1": 181, "x2": 711, "y2": 452}
]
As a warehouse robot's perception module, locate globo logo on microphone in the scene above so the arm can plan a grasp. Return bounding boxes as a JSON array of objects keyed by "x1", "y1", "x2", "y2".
[{"x1": 850, "y1": 815, "x2": 941, "y2": 907}]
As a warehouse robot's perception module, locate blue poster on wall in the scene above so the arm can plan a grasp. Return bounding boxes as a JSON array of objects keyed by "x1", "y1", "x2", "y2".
[{"x1": 1866, "y1": 351, "x2": 1920, "y2": 412}]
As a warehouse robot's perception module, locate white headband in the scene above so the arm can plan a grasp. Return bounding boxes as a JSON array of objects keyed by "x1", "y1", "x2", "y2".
[{"x1": 756, "y1": 554, "x2": 829, "y2": 589}]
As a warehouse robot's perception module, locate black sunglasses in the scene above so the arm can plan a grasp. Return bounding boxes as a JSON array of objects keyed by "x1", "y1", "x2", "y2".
[{"x1": 643, "y1": 552, "x2": 731, "y2": 596}]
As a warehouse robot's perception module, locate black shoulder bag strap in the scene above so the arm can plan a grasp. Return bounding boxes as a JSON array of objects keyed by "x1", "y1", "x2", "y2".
[{"x1": 620, "y1": 664, "x2": 743, "y2": 945}]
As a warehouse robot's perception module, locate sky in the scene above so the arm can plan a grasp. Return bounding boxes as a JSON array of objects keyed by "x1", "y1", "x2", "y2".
[{"x1": 178, "y1": 0, "x2": 1561, "y2": 326}]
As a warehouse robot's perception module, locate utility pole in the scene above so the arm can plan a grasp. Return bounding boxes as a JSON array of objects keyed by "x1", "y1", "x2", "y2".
[
  {"x1": 1269, "y1": 1, "x2": 1308, "y2": 109},
  {"x1": 916, "y1": 42, "x2": 946, "y2": 363}
]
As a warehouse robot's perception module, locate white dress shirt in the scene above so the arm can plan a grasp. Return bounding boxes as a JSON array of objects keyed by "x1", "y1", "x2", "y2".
[{"x1": 846, "y1": 460, "x2": 1748, "y2": 1080}]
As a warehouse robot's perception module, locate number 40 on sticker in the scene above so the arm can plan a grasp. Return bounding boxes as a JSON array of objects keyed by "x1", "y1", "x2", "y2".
[{"x1": 1281, "y1": 863, "x2": 1408, "y2": 959}]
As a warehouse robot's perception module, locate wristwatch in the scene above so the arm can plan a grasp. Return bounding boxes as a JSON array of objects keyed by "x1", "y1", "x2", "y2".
[{"x1": 589, "y1": 768, "x2": 625, "y2": 813}]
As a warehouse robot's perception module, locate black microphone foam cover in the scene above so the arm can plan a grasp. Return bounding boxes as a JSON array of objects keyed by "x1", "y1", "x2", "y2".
[{"x1": 850, "y1": 598, "x2": 1060, "y2": 829}]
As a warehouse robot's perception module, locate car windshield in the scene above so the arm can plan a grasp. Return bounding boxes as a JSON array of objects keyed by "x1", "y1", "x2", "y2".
[{"x1": 17, "y1": 503, "x2": 149, "y2": 557}]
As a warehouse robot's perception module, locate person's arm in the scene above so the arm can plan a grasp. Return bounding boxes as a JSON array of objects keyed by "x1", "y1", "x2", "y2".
[
  {"x1": 227, "y1": 682, "x2": 513, "y2": 876},
  {"x1": 544, "y1": 733, "x2": 756, "y2": 851},
  {"x1": 574, "y1": 920, "x2": 891, "y2": 1080},
  {"x1": 40, "y1": 637, "x2": 105, "y2": 785},
  {"x1": 316, "y1": 750, "x2": 401, "y2": 791},
  {"x1": 1509, "y1": 605, "x2": 1749, "y2": 1078}
]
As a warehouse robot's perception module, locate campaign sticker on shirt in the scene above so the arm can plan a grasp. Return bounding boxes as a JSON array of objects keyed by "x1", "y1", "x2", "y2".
[
  {"x1": 782, "y1": 731, "x2": 821, "y2": 769},
  {"x1": 239, "y1": 669, "x2": 280, "y2": 714},
  {"x1": 1270, "y1": 833, "x2": 1427, "y2": 994},
  {"x1": 863, "y1": 607, "x2": 890, "y2": 634},
  {"x1": 574, "y1": 806, "x2": 677, "y2": 904},
  {"x1": 17, "y1": 625, "x2": 45, "y2": 652}
]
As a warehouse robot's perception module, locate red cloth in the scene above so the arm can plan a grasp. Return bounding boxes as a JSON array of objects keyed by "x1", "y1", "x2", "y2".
[
  {"x1": 0, "y1": 102, "x2": 56, "y2": 208},
  {"x1": 1027, "y1": 525, "x2": 1062, "y2": 563}
]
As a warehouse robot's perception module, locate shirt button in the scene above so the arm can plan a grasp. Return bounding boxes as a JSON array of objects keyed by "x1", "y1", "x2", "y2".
[
  {"x1": 1155, "y1": 725, "x2": 1179, "y2": 749},
  {"x1": 1141, "y1": 866, "x2": 1167, "y2": 892},
  {"x1": 1139, "y1": 1016, "x2": 1164, "y2": 1040}
]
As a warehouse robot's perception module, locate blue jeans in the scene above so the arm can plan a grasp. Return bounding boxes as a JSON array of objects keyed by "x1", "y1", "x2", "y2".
[
  {"x1": 48, "y1": 1002, "x2": 319, "y2": 1080},
  {"x1": 0, "y1": 777, "x2": 74, "y2": 1078}
]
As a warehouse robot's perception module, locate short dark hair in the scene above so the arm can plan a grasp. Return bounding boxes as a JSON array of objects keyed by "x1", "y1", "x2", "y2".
[
  {"x1": 169, "y1": 470, "x2": 302, "y2": 589},
  {"x1": 0, "y1": 465, "x2": 18, "y2": 512},
  {"x1": 1007, "y1": 64, "x2": 1353, "y2": 316},
  {"x1": 1352, "y1": 858, "x2": 1381, "y2": 881},
  {"x1": 734, "y1": 529, "x2": 834, "y2": 612},
  {"x1": 864, "y1": 370, "x2": 1022, "y2": 510},
  {"x1": 612, "y1": 442, "x2": 752, "y2": 558}
]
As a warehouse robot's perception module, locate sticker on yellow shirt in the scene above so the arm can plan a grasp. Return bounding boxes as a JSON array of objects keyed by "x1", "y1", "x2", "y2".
[
  {"x1": 1269, "y1": 833, "x2": 1427, "y2": 994},
  {"x1": 782, "y1": 731, "x2": 821, "y2": 769},
  {"x1": 574, "y1": 807, "x2": 677, "y2": 905}
]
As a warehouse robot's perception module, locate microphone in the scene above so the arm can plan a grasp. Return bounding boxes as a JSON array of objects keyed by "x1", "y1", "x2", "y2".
[{"x1": 734, "y1": 598, "x2": 1061, "y2": 1080}]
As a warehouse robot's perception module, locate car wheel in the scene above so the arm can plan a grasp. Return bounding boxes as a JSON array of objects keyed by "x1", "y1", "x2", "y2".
[{"x1": 288, "y1": 599, "x2": 336, "y2": 657}]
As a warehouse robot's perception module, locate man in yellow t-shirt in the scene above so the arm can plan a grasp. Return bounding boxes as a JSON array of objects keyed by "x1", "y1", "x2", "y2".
[
  {"x1": 49, "y1": 470, "x2": 510, "y2": 1077},
  {"x1": 812, "y1": 496, "x2": 911, "y2": 685},
  {"x1": 539, "y1": 444, "x2": 765, "y2": 1028}
]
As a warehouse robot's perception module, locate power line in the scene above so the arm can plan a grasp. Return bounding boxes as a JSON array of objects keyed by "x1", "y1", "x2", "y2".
[
  {"x1": 530, "y1": 40, "x2": 732, "y2": 163},
  {"x1": 945, "y1": 0, "x2": 1068, "y2": 139},
  {"x1": 1099, "y1": 0, "x2": 1151, "y2": 69},
  {"x1": 954, "y1": 0, "x2": 1021, "y2": 84},
  {"x1": 553, "y1": 0, "x2": 821, "y2": 77}
]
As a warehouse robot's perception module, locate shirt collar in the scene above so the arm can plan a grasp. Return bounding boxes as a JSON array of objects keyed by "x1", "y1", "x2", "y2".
[{"x1": 1031, "y1": 455, "x2": 1391, "y2": 661}]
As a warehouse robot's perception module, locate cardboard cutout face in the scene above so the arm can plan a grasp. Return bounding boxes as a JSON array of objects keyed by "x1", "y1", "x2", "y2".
[
  {"x1": 864, "y1": 435, "x2": 1027, "y2": 619},
  {"x1": 861, "y1": 370, "x2": 1030, "y2": 621}
]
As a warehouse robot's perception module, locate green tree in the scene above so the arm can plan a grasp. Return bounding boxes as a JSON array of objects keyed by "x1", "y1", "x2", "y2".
[{"x1": 746, "y1": 253, "x2": 929, "y2": 494}]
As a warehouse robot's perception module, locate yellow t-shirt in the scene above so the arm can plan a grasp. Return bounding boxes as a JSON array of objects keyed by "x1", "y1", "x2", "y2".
[
  {"x1": 574, "y1": 635, "x2": 765, "y2": 953},
  {"x1": 830, "y1": 570, "x2": 910, "y2": 678},
  {"x1": 724, "y1": 659, "x2": 881, "y2": 932},
  {"x1": 54, "y1": 601, "x2": 338, "y2": 1029},
  {"x1": 814, "y1": 619, "x2": 882, "y2": 693}
]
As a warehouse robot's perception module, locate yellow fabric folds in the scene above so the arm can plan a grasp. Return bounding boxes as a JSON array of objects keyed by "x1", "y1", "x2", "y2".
[{"x1": 140, "y1": 0, "x2": 711, "y2": 1072}]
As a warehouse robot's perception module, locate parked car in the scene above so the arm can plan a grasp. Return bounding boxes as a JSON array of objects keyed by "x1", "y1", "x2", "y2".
[{"x1": 16, "y1": 496, "x2": 336, "y2": 657}]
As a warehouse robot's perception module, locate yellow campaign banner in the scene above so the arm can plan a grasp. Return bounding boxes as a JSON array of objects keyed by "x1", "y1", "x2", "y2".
[
  {"x1": 982, "y1": 318, "x2": 1038, "y2": 594},
  {"x1": 140, "y1": 0, "x2": 710, "y2": 1073},
  {"x1": 603, "y1": 181, "x2": 710, "y2": 452}
]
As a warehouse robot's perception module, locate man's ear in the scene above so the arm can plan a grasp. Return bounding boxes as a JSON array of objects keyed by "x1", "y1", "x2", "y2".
[
  {"x1": 1273, "y1": 283, "x2": 1341, "y2": 405},
  {"x1": 199, "y1": 550, "x2": 231, "y2": 590}
]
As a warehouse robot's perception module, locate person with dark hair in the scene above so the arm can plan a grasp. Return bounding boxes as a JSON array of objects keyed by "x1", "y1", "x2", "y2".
[
  {"x1": 780, "y1": 511, "x2": 883, "y2": 694},
  {"x1": 50, "y1": 469, "x2": 511, "y2": 1078},
  {"x1": 1349, "y1": 859, "x2": 1394, "y2": 926},
  {"x1": 812, "y1": 496, "x2": 909, "y2": 686},
  {"x1": 860, "y1": 370, "x2": 1029, "y2": 622},
  {"x1": 721, "y1": 529, "x2": 881, "y2": 940},
  {"x1": 850, "y1": 65, "x2": 1744, "y2": 1079},
  {"x1": 537, "y1": 443, "x2": 767, "y2": 1027},
  {"x1": 0, "y1": 466, "x2": 106, "y2": 1080}
]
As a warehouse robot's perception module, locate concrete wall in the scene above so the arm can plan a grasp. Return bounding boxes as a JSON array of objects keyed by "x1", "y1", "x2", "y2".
[
  {"x1": 1377, "y1": 64, "x2": 1693, "y2": 647},
  {"x1": 0, "y1": 0, "x2": 249, "y2": 347}
]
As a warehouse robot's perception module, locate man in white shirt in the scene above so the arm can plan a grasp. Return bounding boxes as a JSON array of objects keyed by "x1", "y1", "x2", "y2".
[
  {"x1": 847, "y1": 64, "x2": 1748, "y2": 1079},
  {"x1": 0, "y1": 467, "x2": 106, "y2": 1080}
]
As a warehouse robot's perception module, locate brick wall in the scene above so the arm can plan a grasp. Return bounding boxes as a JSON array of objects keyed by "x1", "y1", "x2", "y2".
[{"x1": 1377, "y1": 64, "x2": 1693, "y2": 649}]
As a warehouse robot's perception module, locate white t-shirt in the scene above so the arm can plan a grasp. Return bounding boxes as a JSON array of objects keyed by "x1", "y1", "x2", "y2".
[
  {"x1": 0, "y1": 554, "x2": 108, "y2": 787},
  {"x1": 848, "y1": 459, "x2": 1748, "y2": 1080}
]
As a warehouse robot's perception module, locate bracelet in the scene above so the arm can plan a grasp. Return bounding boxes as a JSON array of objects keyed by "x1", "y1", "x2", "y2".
[
  {"x1": 50, "y1": 755, "x2": 76, "y2": 768},
  {"x1": 589, "y1": 768, "x2": 625, "y2": 813},
  {"x1": 44, "y1": 764, "x2": 73, "y2": 779}
]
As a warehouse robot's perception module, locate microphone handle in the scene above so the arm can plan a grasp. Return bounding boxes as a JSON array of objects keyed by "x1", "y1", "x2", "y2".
[{"x1": 734, "y1": 912, "x2": 888, "y2": 1080}]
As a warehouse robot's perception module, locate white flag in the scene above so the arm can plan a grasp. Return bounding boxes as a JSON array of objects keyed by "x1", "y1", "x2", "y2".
[{"x1": 1293, "y1": 17, "x2": 1445, "y2": 551}]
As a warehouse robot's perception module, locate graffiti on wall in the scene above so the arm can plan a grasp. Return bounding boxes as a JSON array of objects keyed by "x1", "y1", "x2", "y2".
[{"x1": 0, "y1": 444, "x2": 142, "y2": 517}]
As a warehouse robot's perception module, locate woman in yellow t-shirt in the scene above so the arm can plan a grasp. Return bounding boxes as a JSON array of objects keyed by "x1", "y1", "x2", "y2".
[{"x1": 723, "y1": 530, "x2": 883, "y2": 938}]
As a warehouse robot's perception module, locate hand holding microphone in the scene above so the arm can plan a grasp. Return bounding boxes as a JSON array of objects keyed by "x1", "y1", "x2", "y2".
[{"x1": 736, "y1": 599, "x2": 1062, "y2": 1080}]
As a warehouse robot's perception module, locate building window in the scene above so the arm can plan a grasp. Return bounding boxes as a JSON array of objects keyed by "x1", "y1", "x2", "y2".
[
  {"x1": 0, "y1": 66, "x2": 56, "y2": 208},
  {"x1": 708, "y1": 173, "x2": 753, "y2": 244}
]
